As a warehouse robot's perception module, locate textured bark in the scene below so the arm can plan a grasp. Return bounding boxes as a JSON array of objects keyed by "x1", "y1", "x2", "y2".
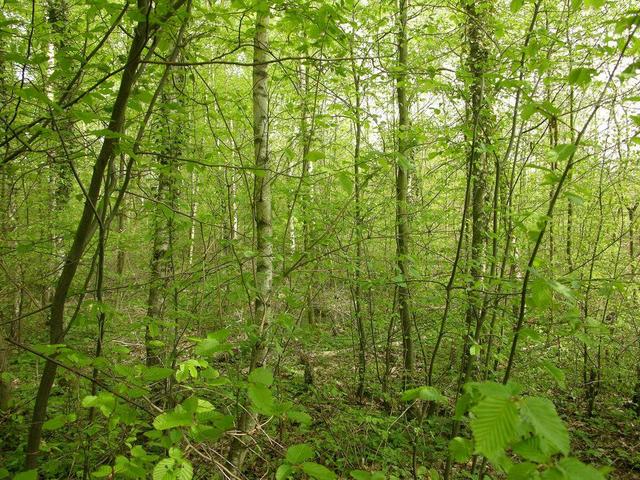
[
  {"x1": 300, "y1": 62, "x2": 315, "y2": 326},
  {"x1": 250, "y1": 7, "x2": 272, "y2": 370},
  {"x1": 146, "y1": 61, "x2": 186, "y2": 369},
  {"x1": 460, "y1": 0, "x2": 494, "y2": 386},
  {"x1": 444, "y1": 2, "x2": 494, "y2": 477},
  {"x1": 25, "y1": 0, "x2": 153, "y2": 469},
  {"x1": 352, "y1": 61, "x2": 366, "y2": 399},
  {"x1": 396, "y1": 0, "x2": 413, "y2": 388},
  {"x1": 145, "y1": 158, "x2": 173, "y2": 367},
  {"x1": 228, "y1": 5, "x2": 272, "y2": 470}
]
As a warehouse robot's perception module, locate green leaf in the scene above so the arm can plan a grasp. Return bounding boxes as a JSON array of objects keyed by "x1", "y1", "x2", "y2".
[
  {"x1": 277, "y1": 464, "x2": 294, "y2": 480},
  {"x1": 153, "y1": 409, "x2": 193, "y2": 430},
  {"x1": 176, "y1": 460, "x2": 193, "y2": 480},
  {"x1": 449, "y1": 437, "x2": 473, "y2": 463},
  {"x1": 301, "y1": 462, "x2": 337, "y2": 480},
  {"x1": 564, "y1": 192, "x2": 584, "y2": 206},
  {"x1": 337, "y1": 171, "x2": 353, "y2": 194},
  {"x1": 153, "y1": 458, "x2": 175, "y2": 480},
  {"x1": 350, "y1": 470, "x2": 371, "y2": 480},
  {"x1": 470, "y1": 395, "x2": 519, "y2": 460},
  {"x1": 14, "y1": 471, "x2": 38, "y2": 480},
  {"x1": 556, "y1": 457, "x2": 604, "y2": 479},
  {"x1": 567, "y1": 68, "x2": 597, "y2": 86},
  {"x1": 508, "y1": 462, "x2": 539, "y2": 480},
  {"x1": 514, "y1": 433, "x2": 553, "y2": 464},
  {"x1": 584, "y1": 0, "x2": 605, "y2": 8},
  {"x1": 248, "y1": 383, "x2": 275, "y2": 415},
  {"x1": 554, "y1": 144, "x2": 577, "y2": 161},
  {"x1": 401, "y1": 386, "x2": 446, "y2": 403},
  {"x1": 143, "y1": 366, "x2": 175, "y2": 381},
  {"x1": 510, "y1": 0, "x2": 525, "y2": 12},
  {"x1": 287, "y1": 409, "x2": 312, "y2": 426},
  {"x1": 194, "y1": 338, "x2": 221, "y2": 355},
  {"x1": 519, "y1": 397, "x2": 569, "y2": 456},
  {"x1": 43, "y1": 413, "x2": 74, "y2": 430},
  {"x1": 542, "y1": 361, "x2": 566, "y2": 389},
  {"x1": 286, "y1": 443, "x2": 314, "y2": 464},
  {"x1": 91, "y1": 465, "x2": 113, "y2": 478},
  {"x1": 249, "y1": 366, "x2": 273, "y2": 386},
  {"x1": 307, "y1": 150, "x2": 325, "y2": 162}
]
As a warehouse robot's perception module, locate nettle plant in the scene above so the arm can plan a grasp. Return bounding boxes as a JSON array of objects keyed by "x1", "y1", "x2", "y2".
[{"x1": 451, "y1": 381, "x2": 610, "y2": 479}]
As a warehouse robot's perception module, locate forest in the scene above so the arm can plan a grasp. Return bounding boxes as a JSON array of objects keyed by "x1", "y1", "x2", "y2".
[{"x1": 1, "y1": 0, "x2": 640, "y2": 478}]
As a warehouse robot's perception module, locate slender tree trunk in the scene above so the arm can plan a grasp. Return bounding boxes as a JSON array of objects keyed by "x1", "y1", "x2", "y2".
[
  {"x1": 145, "y1": 156, "x2": 173, "y2": 368},
  {"x1": 445, "y1": 2, "x2": 494, "y2": 477},
  {"x1": 299, "y1": 61, "x2": 315, "y2": 326},
  {"x1": 228, "y1": 5, "x2": 272, "y2": 470},
  {"x1": 628, "y1": 205, "x2": 640, "y2": 413},
  {"x1": 352, "y1": 61, "x2": 366, "y2": 399},
  {"x1": 43, "y1": 0, "x2": 75, "y2": 308},
  {"x1": 396, "y1": 0, "x2": 413, "y2": 388},
  {"x1": 24, "y1": 1, "x2": 154, "y2": 468},
  {"x1": 459, "y1": 0, "x2": 493, "y2": 388},
  {"x1": 146, "y1": 61, "x2": 185, "y2": 370}
]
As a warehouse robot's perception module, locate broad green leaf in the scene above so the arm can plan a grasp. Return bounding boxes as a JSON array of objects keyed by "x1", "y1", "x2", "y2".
[
  {"x1": 91, "y1": 465, "x2": 113, "y2": 478},
  {"x1": 276, "y1": 464, "x2": 294, "y2": 480},
  {"x1": 301, "y1": 462, "x2": 337, "y2": 480},
  {"x1": 470, "y1": 395, "x2": 519, "y2": 460},
  {"x1": 153, "y1": 458, "x2": 175, "y2": 480},
  {"x1": 556, "y1": 457, "x2": 604, "y2": 479},
  {"x1": 14, "y1": 471, "x2": 38, "y2": 480},
  {"x1": 287, "y1": 409, "x2": 312, "y2": 426},
  {"x1": 510, "y1": 0, "x2": 525, "y2": 12},
  {"x1": 542, "y1": 361, "x2": 566, "y2": 389},
  {"x1": 337, "y1": 171, "x2": 353, "y2": 194},
  {"x1": 248, "y1": 383, "x2": 275, "y2": 415},
  {"x1": 449, "y1": 437, "x2": 473, "y2": 463},
  {"x1": 508, "y1": 462, "x2": 539, "y2": 480},
  {"x1": 307, "y1": 150, "x2": 325, "y2": 162},
  {"x1": 567, "y1": 68, "x2": 597, "y2": 86},
  {"x1": 286, "y1": 443, "x2": 314, "y2": 464},
  {"x1": 176, "y1": 460, "x2": 193, "y2": 480},
  {"x1": 520, "y1": 397, "x2": 569, "y2": 455},
  {"x1": 584, "y1": 0, "x2": 605, "y2": 8},
  {"x1": 401, "y1": 386, "x2": 446, "y2": 403},
  {"x1": 350, "y1": 470, "x2": 371, "y2": 480},
  {"x1": 249, "y1": 366, "x2": 273, "y2": 386},
  {"x1": 194, "y1": 338, "x2": 222, "y2": 355},
  {"x1": 153, "y1": 409, "x2": 192, "y2": 430},
  {"x1": 554, "y1": 144, "x2": 577, "y2": 162},
  {"x1": 564, "y1": 192, "x2": 584, "y2": 206},
  {"x1": 43, "y1": 413, "x2": 75, "y2": 430},
  {"x1": 142, "y1": 366, "x2": 175, "y2": 381},
  {"x1": 528, "y1": 278, "x2": 551, "y2": 309},
  {"x1": 81, "y1": 393, "x2": 116, "y2": 416}
]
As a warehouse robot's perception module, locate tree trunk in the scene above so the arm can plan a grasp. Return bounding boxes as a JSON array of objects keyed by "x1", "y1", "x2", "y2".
[
  {"x1": 25, "y1": 0, "x2": 153, "y2": 468},
  {"x1": 228, "y1": 5, "x2": 272, "y2": 470},
  {"x1": 352, "y1": 60, "x2": 366, "y2": 399},
  {"x1": 396, "y1": 0, "x2": 413, "y2": 388}
]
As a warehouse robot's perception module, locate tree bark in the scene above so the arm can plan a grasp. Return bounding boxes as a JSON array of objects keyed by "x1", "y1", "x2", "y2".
[
  {"x1": 25, "y1": 0, "x2": 154, "y2": 469},
  {"x1": 396, "y1": 0, "x2": 413, "y2": 388},
  {"x1": 228, "y1": 5, "x2": 272, "y2": 470}
]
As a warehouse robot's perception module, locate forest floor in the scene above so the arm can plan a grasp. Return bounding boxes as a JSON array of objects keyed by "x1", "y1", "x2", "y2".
[{"x1": 271, "y1": 333, "x2": 640, "y2": 479}]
